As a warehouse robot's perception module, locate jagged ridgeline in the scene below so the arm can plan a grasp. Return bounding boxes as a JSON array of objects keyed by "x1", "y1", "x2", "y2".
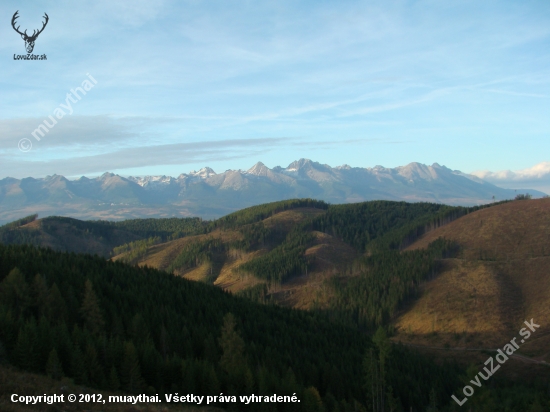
[{"x1": 0, "y1": 243, "x2": 466, "y2": 411}]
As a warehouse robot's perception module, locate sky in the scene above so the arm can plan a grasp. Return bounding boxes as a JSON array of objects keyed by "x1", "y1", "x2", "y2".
[{"x1": 0, "y1": 0, "x2": 549, "y2": 192}]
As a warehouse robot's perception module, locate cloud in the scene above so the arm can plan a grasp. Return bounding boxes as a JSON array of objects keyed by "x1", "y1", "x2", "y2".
[
  {"x1": 0, "y1": 116, "x2": 151, "y2": 150},
  {"x1": 472, "y1": 162, "x2": 550, "y2": 194},
  {"x1": 479, "y1": 89, "x2": 549, "y2": 99},
  {"x1": 0, "y1": 136, "x2": 291, "y2": 178}
]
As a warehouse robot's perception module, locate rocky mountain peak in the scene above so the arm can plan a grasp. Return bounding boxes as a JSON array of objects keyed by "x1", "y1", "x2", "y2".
[
  {"x1": 189, "y1": 167, "x2": 217, "y2": 179},
  {"x1": 246, "y1": 162, "x2": 271, "y2": 176},
  {"x1": 285, "y1": 158, "x2": 314, "y2": 171}
]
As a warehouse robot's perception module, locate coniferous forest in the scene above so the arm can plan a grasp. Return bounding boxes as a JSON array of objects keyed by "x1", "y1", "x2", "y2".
[
  {"x1": 0, "y1": 243, "x2": 465, "y2": 411},
  {"x1": 0, "y1": 199, "x2": 548, "y2": 411}
]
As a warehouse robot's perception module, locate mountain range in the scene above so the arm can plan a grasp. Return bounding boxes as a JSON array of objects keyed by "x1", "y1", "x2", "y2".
[{"x1": 0, "y1": 159, "x2": 546, "y2": 224}]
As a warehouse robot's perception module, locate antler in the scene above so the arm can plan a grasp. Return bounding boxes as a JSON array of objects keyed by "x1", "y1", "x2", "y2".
[
  {"x1": 31, "y1": 13, "x2": 49, "y2": 39},
  {"x1": 11, "y1": 11, "x2": 27, "y2": 37}
]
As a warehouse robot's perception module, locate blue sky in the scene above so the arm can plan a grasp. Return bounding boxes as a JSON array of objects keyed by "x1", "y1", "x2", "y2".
[{"x1": 1, "y1": 0, "x2": 549, "y2": 191}]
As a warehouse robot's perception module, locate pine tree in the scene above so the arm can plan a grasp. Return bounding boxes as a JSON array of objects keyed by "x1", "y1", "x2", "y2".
[
  {"x1": 181, "y1": 359, "x2": 196, "y2": 393},
  {"x1": 364, "y1": 348, "x2": 379, "y2": 412},
  {"x1": 46, "y1": 348, "x2": 64, "y2": 380},
  {"x1": 47, "y1": 283, "x2": 68, "y2": 323},
  {"x1": 12, "y1": 320, "x2": 39, "y2": 371},
  {"x1": 120, "y1": 342, "x2": 143, "y2": 393},
  {"x1": 386, "y1": 385, "x2": 401, "y2": 412},
  {"x1": 160, "y1": 324, "x2": 170, "y2": 360},
  {"x1": 219, "y1": 313, "x2": 246, "y2": 375},
  {"x1": 0, "y1": 268, "x2": 31, "y2": 316},
  {"x1": 206, "y1": 363, "x2": 220, "y2": 394},
  {"x1": 36, "y1": 316, "x2": 53, "y2": 371},
  {"x1": 85, "y1": 343, "x2": 104, "y2": 387},
  {"x1": 80, "y1": 279, "x2": 105, "y2": 335},
  {"x1": 204, "y1": 333, "x2": 218, "y2": 363},
  {"x1": 426, "y1": 386, "x2": 437, "y2": 412},
  {"x1": 32, "y1": 273, "x2": 49, "y2": 316},
  {"x1": 71, "y1": 345, "x2": 88, "y2": 385},
  {"x1": 108, "y1": 366, "x2": 121, "y2": 390},
  {"x1": 364, "y1": 328, "x2": 394, "y2": 412},
  {"x1": 303, "y1": 386, "x2": 325, "y2": 412},
  {"x1": 244, "y1": 366, "x2": 255, "y2": 394}
]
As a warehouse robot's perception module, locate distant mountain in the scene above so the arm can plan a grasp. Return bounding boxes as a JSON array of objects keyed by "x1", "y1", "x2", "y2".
[{"x1": 0, "y1": 159, "x2": 546, "y2": 224}]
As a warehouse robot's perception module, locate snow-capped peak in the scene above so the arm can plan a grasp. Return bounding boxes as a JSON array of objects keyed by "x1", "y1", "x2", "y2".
[
  {"x1": 246, "y1": 162, "x2": 270, "y2": 176},
  {"x1": 189, "y1": 167, "x2": 217, "y2": 179}
]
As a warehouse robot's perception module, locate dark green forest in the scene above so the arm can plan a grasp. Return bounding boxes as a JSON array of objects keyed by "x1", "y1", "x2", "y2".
[
  {"x1": 209, "y1": 198, "x2": 329, "y2": 230},
  {"x1": 324, "y1": 238, "x2": 457, "y2": 329},
  {"x1": 237, "y1": 229, "x2": 315, "y2": 284},
  {"x1": 0, "y1": 198, "x2": 547, "y2": 411},
  {"x1": 166, "y1": 237, "x2": 225, "y2": 274},
  {"x1": 108, "y1": 217, "x2": 207, "y2": 240},
  {"x1": 0, "y1": 243, "x2": 467, "y2": 411}
]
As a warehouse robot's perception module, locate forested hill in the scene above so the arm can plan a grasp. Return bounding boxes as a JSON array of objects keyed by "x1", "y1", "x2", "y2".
[
  {"x1": 0, "y1": 199, "x2": 499, "y2": 329},
  {"x1": 393, "y1": 197, "x2": 550, "y2": 354},
  {"x1": 0, "y1": 198, "x2": 463, "y2": 259},
  {"x1": 0, "y1": 243, "x2": 464, "y2": 411},
  {"x1": 0, "y1": 214, "x2": 206, "y2": 257},
  {"x1": 116, "y1": 199, "x2": 492, "y2": 318},
  {"x1": 2, "y1": 199, "x2": 549, "y2": 410}
]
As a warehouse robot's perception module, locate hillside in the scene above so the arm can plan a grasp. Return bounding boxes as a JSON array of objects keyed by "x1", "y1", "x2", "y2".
[
  {"x1": 0, "y1": 243, "x2": 469, "y2": 412},
  {"x1": 394, "y1": 198, "x2": 550, "y2": 367},
  {"x1": 0, "y1": 216, "x2": 140, "y2": 257},
  {"x1": 0, "y1": 215, "x2": 206, "y2": 257},
  {"x1": 114, "y1": 204, "x2": 351, "y2": 309},
  {"x1": 113, "y1": 200, "x2": 459, "y2": 310},
  {"x1": 125, "y1": 197, "x2": 550, "y2": 383},
  {"x1": 2, "y1": 199, "x2": 550, "y2": 410}
]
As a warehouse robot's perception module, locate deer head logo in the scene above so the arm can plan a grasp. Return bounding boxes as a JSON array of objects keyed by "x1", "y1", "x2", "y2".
[{"x1": 11, "y1": 11, "x2": 49, "y2": 54}]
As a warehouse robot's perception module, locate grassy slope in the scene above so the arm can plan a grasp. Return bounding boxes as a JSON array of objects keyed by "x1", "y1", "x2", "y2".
[
  {"x1": 115, "y1": 207, "x2": 358, "y2": 309},
  {"x1": 394, "y1": 198, "x2": 550, "y2": 372}
]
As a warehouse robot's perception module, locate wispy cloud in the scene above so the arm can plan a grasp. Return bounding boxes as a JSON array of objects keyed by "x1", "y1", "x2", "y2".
[
  {"x1": 337, "y1": 89, "x2": 449, "y2": 117},
  {"x1": 472, "y1": 162, "x2": 550, "y2": 194},
  {"x1": 0, "y1": 0, "x2": 549, "y2": 177},
  {"x1": 0, "y1": 136, "x2": 291, "y2": 178},
  {"x1": 479, "y1": 89, "x2": 549, "y2": 99}
]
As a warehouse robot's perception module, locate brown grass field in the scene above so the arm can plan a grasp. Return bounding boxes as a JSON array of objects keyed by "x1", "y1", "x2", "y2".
[{"x1": 394, "y1": 198, "x2": 550, "y2": 377}]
